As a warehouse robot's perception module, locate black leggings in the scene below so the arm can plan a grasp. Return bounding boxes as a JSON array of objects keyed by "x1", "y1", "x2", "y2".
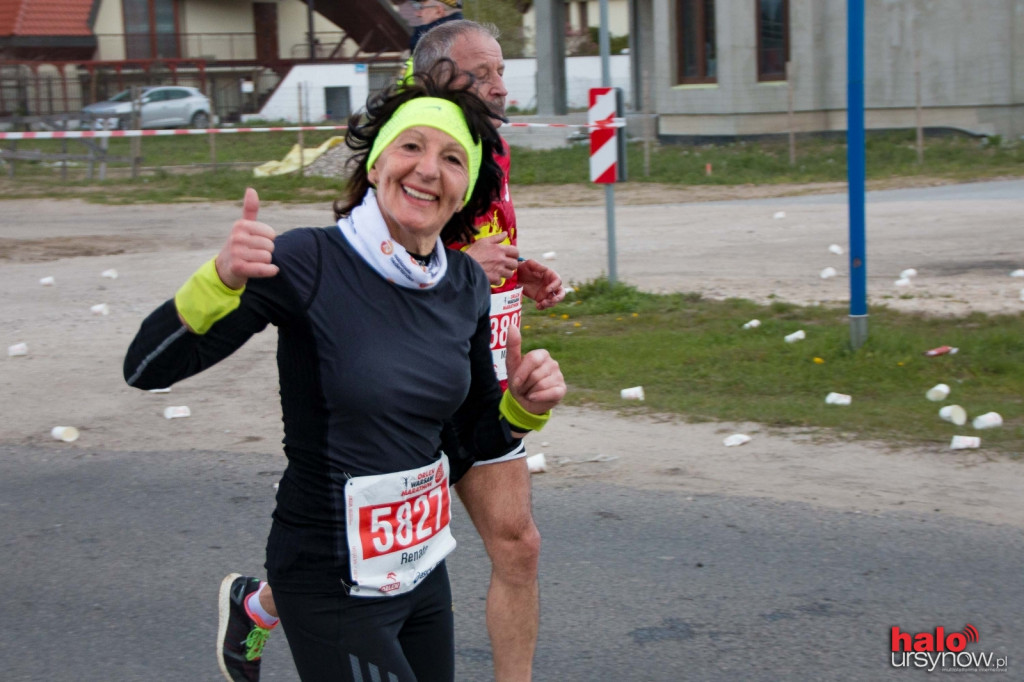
[{"x1": 273, "y1": 562, "x2": 454, "y2": 682}]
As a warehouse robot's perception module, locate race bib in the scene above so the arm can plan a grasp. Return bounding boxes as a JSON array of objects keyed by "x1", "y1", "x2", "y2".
[
  {"x1": 489, "y1": 287, "x2": 523, "y2": 382},
  {"x1": 345, "y1": 456, "x2": 456, "y2": 598}
]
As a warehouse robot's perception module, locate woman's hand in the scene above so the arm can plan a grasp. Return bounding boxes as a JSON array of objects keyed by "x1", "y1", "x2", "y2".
[
  {"x1": 505, "y1": 325, "x2": 566, "y2": 416},
  {"x1": 215, "y1": 187, "x2": 279, "y2": 290}
]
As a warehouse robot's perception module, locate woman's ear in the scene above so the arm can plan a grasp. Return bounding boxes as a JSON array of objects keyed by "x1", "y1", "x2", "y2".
[{"x1": 368, "y1": 166, "x2": 379, "y2": 186}]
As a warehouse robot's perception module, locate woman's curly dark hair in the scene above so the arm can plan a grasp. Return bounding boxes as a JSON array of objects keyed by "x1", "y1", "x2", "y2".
[{"x1": 333, "y1": 59, "x2": 504, "y2": 246}]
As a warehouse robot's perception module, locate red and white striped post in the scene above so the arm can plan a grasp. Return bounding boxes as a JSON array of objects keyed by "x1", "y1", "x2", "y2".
[
  {"x1": 589, "y1": 86, "x2": 623, "y2": 284},
  {"x1": 588, "y1": 87, "x2": 618, "y2": 183}
]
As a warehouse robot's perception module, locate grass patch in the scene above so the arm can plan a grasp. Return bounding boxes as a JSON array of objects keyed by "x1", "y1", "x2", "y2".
[
  {"x1": 521, "y1": 279, "x2": 1024, "y2": 455},
  {"x1": 1, "y1": 129, "x2": 1021, "y2": 202}
]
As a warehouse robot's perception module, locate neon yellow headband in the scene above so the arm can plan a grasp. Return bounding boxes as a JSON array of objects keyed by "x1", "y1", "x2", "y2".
[{"x1": 366, "y1": 96, "x2": 482, "y2": 206}]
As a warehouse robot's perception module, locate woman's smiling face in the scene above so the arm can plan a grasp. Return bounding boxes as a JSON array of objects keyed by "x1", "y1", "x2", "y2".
[{"x1": 368, "y1": 125, "x2": 470, "y2": 254}]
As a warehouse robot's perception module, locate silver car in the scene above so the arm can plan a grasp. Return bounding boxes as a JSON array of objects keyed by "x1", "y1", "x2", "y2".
[{"x1": 81, "y1": 86, "x2": 213, "y2": 130}]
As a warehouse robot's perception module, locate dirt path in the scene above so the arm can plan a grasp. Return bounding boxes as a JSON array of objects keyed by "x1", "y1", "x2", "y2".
[{"x1": 2, "y1": 180, "x2": 1022, "y2": 530}]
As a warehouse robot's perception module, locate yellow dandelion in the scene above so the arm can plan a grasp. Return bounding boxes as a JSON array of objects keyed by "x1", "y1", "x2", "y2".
[
  {"x1": 631, "y1": 312, "x2": 639, "y2": 318},
  {"x1": 813, "y1": 357, "x2": 825, "y2": 364},
  {"x1": 561, "y1": 314, "x2": 570, "y2": 320},
  {"x1": 897, "y1": 361, "x2": 904, "y2": 366},
  {"x1": 523, "y1": 325, "x2": 531, "y2": 330},
  {"x1": 573, "y1": 322, "x2": 582, "y2": 328}
]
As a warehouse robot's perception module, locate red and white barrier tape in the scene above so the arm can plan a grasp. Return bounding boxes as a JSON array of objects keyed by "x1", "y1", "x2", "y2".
[{"x1": 0, "y1": 118, "x2": 624, "y2": 141}]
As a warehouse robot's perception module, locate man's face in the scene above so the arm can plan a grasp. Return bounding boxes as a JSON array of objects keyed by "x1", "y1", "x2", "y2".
[
  {"x1": 448, "y1": 33, "x2": 508, "y2": 120},
  {"x1": 414, "y1": 1, "x2": 446, "y2": 24}
]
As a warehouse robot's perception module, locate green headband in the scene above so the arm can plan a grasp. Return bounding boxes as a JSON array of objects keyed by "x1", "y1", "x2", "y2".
[{"x1": 366, "y1": 97, "x2": 482, "y2": 206}]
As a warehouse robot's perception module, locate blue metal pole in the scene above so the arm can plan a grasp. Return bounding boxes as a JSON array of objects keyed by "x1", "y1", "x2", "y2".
[{"x1": 847, "y1": 0, "x2": 868, "y2": 348}]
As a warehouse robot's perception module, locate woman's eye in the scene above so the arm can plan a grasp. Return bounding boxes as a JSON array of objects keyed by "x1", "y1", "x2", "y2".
[{"x1": 402, "y1": 142, "x2": 420, "y2": 152}]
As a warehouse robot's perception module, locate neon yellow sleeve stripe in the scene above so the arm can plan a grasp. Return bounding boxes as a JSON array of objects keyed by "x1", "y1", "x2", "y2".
[
  {"x1": 174, "y1": 258, "x2": 244, "y2": 335},
  {"x1": 499, "y1": 390, "x2": 551, "y2": 432}
]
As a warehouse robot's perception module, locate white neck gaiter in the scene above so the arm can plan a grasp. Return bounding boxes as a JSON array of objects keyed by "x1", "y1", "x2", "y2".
[{"x1": 337, "y1": 190, "x2": 448, "y2": 290}]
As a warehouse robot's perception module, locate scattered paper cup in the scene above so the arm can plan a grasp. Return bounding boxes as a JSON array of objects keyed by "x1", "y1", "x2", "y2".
[
  {"x1": 938, "y1": 405, "x2": 967, "y2": 426},
  {"x1": 163, "y1": 405, "x2": 191, "y2": 419},
  {"x1": 526, "y1": 453, "x2": 547, "y2": 473},
  {"x1": 101, "y1": 268, "x2": 119, "y2": 279},
  {"x1": 7, "y1": 342, "x2": 28, "y2": 357},
  {"x1": 950, "y1": 435, "x2": 980, "y2": 450},
  {"x1": 723, "y1": 434, "x2": 751, "y2": 447},
  {"x1": 542, "y1": 251, "x2": 557, "y2": 260},
  {"x1": 90, "y1": 303, "x2": 110, "y2": 316},
  {"x1": 773, "y1": 211, "x2": 786, "y2": 219},
  {"x1": 820, "y1": 267, "x2": 837, "y2": 279},
  {"x1": 925, "y1": 383, "x2": 950, "y2": 402},
  {"x1": 50, "y1": 426, "x2": 80, "y2": 442},
  {"x1": 620, "y1": 386, "x2": 645, "y2": 401},
  {"x1": 784, "y1": 330, "x2": 806, "y2": 343},
  {"x1": 972, "y1": 411, "x2": 1003, "y2": 430},
  {"x1": 742, "y1": 319, "x2": 761, "y2": 329},
  {"x1": 894, "y1": 277, "x2": 911, "y2": 287},
  {"x1": 39, "y1": 276, "x2": 55, "y2": 286},
  {"x1": 825, "y1": 392, "x2": 852, "y2": 405},
  {"x1": 1010, "y1": 269, "x2": 1024, "y2": 277},
  {"x1": 899, "y1": 268, "x2": 918, "y2": 279},
  {"x1": 828, "y1": 244, "x2": 844, "y2": 255}
]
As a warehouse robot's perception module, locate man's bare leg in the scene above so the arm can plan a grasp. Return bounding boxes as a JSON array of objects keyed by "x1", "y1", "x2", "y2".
[{"x1": 456, "y1": 456, "x2": 540, "y2": 682}]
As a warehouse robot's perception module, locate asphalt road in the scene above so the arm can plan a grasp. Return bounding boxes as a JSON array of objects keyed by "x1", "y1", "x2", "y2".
[{"x1": 1, "y1": 443, "x2": 1019, "y2": 681}]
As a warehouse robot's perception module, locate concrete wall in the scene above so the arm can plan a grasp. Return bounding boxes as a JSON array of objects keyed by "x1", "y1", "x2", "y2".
[
  {"x1": 505, "y1": 54, "x2": 632, "y2": 111},
  {"x1": 253, "y1": 63, "x2": 370, "y2": 122},
  {"x1": 654, "y1": 0, "x2": 1024, "y2": 139}
]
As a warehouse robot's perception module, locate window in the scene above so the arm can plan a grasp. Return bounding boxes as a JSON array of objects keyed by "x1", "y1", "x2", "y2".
[
  {"x1": 757, "y1": 0, "x2": 789, "y2": 81},
  {"x1": 676, "y1": 0, "x2": 717, "y2": 84},
  {"x1": 123, "y1": 0, "x2": 179, "y2": 59}
]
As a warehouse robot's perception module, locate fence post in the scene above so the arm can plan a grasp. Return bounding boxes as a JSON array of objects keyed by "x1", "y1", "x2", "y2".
[
  {"x1": 130, "y1": 85, "x2": 142, "y2": 179},
  {"x1": 787, "y1": 61, "x2": 796, "y2": 166},
  {"x1": 297, "y1": 82, "x2": 305, "y2": 178}
]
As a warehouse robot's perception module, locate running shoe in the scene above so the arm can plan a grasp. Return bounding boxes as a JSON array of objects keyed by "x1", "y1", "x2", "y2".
[{"x1": 217, "y1": 573, "x2": 271, "y2": 682}]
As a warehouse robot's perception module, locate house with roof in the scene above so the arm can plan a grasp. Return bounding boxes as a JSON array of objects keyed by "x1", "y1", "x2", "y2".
[{"x1": 0, "y1": 0, "x2": 410, "y2": 120}]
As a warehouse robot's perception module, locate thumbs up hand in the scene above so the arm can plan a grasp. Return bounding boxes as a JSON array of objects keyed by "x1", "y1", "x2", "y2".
[
  {"x1": 505, "y1": 324, "x2": 566, "y2": 418},
  {"x1": 215, "y1": 187, "x2": 279, "y2": 290}
]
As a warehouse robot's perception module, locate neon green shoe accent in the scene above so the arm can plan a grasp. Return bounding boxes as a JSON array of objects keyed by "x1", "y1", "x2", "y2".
[{"x1": 244, "y1": 626, "x2": 270, "y2": 661}]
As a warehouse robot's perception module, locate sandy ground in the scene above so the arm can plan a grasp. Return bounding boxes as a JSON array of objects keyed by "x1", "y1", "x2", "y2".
[{"x1": 2, "y1": 179, "x2": 1023, "y2": 533}]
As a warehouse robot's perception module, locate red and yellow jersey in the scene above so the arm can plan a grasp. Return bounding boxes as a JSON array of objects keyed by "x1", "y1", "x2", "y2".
[{"x1": 446, "y1": 140, "x2": 521, "y2": 388}]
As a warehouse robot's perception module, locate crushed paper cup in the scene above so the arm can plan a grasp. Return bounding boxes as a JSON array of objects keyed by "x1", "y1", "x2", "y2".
[
  {"x1": 939, "y1": 405, "x2": 967, "y2": 426},
  {"x1": 39, "y1": 276, "x2": 55, "y2": 286},
  {"x1": 542, "y1": 251, "x2": 557, "y2": 260},
  {"x1": 924, "y1": 345, "x2": 958, "y2": 357},
  {"x1": 925, "y1": 383, "x2": 950, "y2": 402},
  {"x1": 90, "y1": 303, "x2": 110, "y2": 316},
  {"x1": 1010, "y1": 269, "x2": 1024, "y2": 277},
  {"x1": 899, "y1": 268, "x2": 918, "y2": 279},
  {"x1": 723, "y1": 434, "x2": 751, "y2": 447},
  {"x1": 100, "y1": 268, "x2": 119, "y2": 279},
  {"x1": 972, "y1": 411, "x2": 1003, "y2": 430},
  {"x1": 784, "y1": 330, "x2": 806, "y2": 343},
  {"x1": 163, "y1": 405, "x2": 191, "y2": 419},
  {"x1": 894, "y1": 277, "x2": 911, "y2": 287},
  {"x1": 820, "y1": 267, "x2": 837, "y2": 279},
  {"x1": 50, "y1": 426, "x2": 80, "y2": 442},
  {"x1": 620, "y1": 386, "x2": 645, "y2": 401},
  {"x1": 950, "y1": 435, "x2": 980, "y2": 450},
  {"x1": 773, "y1": 211, "x2": 786, "y2": 219},
  {"x1": 526, "y1": 453, "x2": 547, "y2": 473},
  {"x1": 8, "y1": 342, "x2": 28, "y2": 357},
  {"x1": 825, "y1": 392, "x2": 852, "y2": 405},
  {"x1": 742, "y1": 319, "x2": 761, "y2": 329},
  {"x1": 828, "y1": 244, "x2": 844, "y2": 255}
]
